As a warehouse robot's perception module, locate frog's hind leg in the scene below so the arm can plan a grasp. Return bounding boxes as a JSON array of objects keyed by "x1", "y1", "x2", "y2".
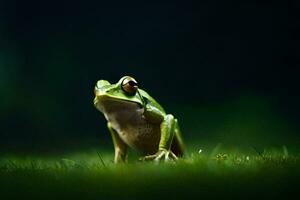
[{"x1": 171, "y1": 119, "x2": 185, "y2": 157}]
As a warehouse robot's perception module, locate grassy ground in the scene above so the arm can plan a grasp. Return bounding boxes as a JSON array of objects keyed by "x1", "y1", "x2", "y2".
[{"x1": 0, "y1": 146, "x2": 299, "y2": 200}]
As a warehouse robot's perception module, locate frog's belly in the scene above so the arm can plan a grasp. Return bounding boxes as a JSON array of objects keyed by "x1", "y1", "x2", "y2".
[{"x1": 103, "y1": 104, "x2": 161, "y2": 155}]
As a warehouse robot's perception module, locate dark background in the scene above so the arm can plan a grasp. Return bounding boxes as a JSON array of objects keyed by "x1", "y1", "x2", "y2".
[{"x1": 1, "y1": 1, "x2": 299, "y2": 153}]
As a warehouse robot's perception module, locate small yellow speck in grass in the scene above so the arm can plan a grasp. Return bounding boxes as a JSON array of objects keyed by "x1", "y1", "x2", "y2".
[{"x1": 215, "y1": 153, "x2": 228, "y2": 161}]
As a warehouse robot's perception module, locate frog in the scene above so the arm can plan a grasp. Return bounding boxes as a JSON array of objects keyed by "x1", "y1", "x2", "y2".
[{"x1": 93, "y1": 76, "x2": 184, "y2": 163}]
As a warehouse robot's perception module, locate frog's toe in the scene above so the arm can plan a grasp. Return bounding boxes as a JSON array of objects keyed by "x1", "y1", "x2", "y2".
[
  {"x1": 154, "y1": 151, "x2": 166, "y2": 161},
  {"x1": 139, "y1": 154, "x2": 157, "y2": 161},
  {"x1": 169, "y1": 151, "x2": 178, "y2": 160},
  {"x1": 140, "y1": 150, "x2": 178, "y2": 162},
  {"x1": 155, "y1": 151, "x2": 178, "y2": 162}
]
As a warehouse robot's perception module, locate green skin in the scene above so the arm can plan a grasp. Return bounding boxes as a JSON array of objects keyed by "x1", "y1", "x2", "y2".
[{"x1": 94, "y1": 76, "x2": 184, "y2": 163}]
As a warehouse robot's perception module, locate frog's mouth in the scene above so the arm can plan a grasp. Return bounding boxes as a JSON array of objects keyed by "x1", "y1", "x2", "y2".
[{"x1": 94, "y1": 95, "x2": 142, "y2": 114}]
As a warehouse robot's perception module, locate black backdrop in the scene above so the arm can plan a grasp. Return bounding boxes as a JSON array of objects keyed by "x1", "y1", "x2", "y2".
[{"x1": 1, "y1": 1, "x2": 299, "y2": 152}]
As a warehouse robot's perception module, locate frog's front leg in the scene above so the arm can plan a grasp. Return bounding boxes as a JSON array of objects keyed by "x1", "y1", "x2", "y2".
[
  {"x1": 142, "y1": 114, "x2": 178, "y2": 161},
  {"x1": 107, "y1": 122, "x2": 127, "y2": 163}
]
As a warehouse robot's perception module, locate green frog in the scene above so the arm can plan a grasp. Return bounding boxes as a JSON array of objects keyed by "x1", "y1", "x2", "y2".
[{"x1": 94, "y1": 76, "x2": 184, "y2": 163}]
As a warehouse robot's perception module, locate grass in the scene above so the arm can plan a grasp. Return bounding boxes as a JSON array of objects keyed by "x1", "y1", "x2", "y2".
[{"x1": 0, "y1": 146, "x2": 300, "y2": 200}]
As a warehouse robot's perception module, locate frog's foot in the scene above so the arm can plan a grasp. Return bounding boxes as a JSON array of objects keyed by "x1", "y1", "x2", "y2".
[{"x1": 140, "y1": 149, "x2": 178, "y2": 162}]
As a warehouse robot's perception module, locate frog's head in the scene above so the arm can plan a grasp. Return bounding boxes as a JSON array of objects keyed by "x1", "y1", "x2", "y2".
[{"x1": 94, "y1": 76, "x2": 144, "y2": 113}]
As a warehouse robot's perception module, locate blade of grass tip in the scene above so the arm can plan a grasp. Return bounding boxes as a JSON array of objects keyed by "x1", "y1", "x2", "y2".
[
  {"x1": 210, "y1": 143, "x2": 222, "y2": 158},
  {"x1": 7, "y1": 160, "x2": 18, "y2": 169},
  {"x1": 55, "y1": 161, "x2": 61, "y2": 170},
  {"x1": 250, "y1": 145, "x2": 265, "y2": 160},
  {"x1": 97, "y1": 151, "x2": 106, "y2": 168},
  {"x1": 31, "y1": 160, "x2": 36, "y2": 170},
  {"x1": 282, "y1": 145, "x2": 289, "y2": 158}
]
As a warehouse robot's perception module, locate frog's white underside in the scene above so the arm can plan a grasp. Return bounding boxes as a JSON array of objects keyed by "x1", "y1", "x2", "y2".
[{"x1": 95, "y1": 96, "x2": 161, "y2": 154}]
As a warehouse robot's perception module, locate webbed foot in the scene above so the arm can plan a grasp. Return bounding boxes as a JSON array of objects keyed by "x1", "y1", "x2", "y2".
[{"x1": 140, "y1": 149, "x2": 178, "y2": 162}]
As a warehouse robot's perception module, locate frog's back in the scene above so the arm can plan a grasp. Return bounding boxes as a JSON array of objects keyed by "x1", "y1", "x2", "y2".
[{"x1": 138, "y1": 89, "x2": 166, "y2": 113}]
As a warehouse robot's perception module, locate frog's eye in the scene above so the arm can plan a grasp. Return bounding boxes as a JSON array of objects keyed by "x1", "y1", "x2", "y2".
[{"x1": 121, "y1": 76, "x2": 138, "y2": 96}]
